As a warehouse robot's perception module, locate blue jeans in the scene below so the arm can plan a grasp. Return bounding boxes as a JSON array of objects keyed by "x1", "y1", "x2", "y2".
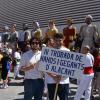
[
  {"x1": 24, "y1": 79, "x2": 44, "y2": 100},
  {"x1": 47, "y1": 84, "x2": 69, "y2": 100}
]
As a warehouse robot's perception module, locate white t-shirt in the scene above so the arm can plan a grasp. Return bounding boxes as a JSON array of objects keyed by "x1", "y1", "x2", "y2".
[
  {"x1": 45, "y1": 46, "x2": 70, "y2": 84},
  {"x1": 8, "y1": 48, "x2": 12, "y2": 55},
  {"x1": 14, "y1": 51, "x2": 21, "y2": 64},
  {"x1": 85, "y1": 53, "x2": 94, "y2": 67},
  {"x1": 20, "y1": 50, "x2": 43, "y2": 79}
]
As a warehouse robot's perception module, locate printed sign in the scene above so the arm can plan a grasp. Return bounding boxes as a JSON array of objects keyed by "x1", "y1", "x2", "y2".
[{"x1": 39, "y1": 47, "x2": 86, "y2": 79}]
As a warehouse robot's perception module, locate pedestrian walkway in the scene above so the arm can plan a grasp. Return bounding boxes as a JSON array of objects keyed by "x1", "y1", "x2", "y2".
[
  {"x1": 0, "y1": 73, "x2": 24, "y2": 100},
  {"x1": 0, "y1": 73, "x2": 99, "y2": 100}
]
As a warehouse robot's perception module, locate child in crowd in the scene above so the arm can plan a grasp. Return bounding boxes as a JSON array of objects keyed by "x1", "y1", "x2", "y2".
[
  {"x1": 13, "y1": 48, "x2": 21, "y2": 79},
  {"x1": 0, "y1": 52, "x2": 11, "y2": 89}
]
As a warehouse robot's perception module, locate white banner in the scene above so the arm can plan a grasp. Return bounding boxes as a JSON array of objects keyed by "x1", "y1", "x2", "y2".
[{"x1": 39, "y1": 47, "x2": 86, "y2": 79}]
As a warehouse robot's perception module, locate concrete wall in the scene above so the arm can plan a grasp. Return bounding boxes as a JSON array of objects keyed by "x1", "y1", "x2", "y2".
[{"x1": 0, "y1": 0, "x2": 100, "y2": 30}]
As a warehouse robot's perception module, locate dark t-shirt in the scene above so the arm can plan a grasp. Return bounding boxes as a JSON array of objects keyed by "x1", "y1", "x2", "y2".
[
  {"x1": 10, "y1": 33, "x2": 17, "y2": 42},
  {"x1": 2, "y1": 32, "x2": 10, "y2": 42},
  {"x1": 1, "y1": 56, "x2": 11, "y2": 71},
  {"x1": 93, "y1": 56, "x2": 100, "y2": 72}
]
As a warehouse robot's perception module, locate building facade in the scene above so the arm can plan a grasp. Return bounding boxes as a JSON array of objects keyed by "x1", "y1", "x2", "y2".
[{"x1": 0, "y1": 0, "x2": 100, "y2": 33}]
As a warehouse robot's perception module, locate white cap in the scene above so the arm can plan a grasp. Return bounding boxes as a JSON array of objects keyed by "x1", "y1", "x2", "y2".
[{"x1": 84, "y1": 45, "x2": 90, "y2": 50}]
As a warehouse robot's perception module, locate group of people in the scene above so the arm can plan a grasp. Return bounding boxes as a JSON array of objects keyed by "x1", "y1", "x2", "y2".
[
  {"x1": 0, "y1": 44, "x2": 21, "y2": 89},
  {"x1": 0, "y1": 14, "x2": 99, "y2": 52},
  {"x1": 0, "y1": 14, "x2": 100, "y2": 100},
  {"x1": 19, "y1": 34, "x2": 100, "y2": 100}
]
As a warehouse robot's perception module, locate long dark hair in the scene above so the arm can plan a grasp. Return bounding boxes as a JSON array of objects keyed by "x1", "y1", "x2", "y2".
[
  {"x1": 30, "y1": 37, "x2": 42, "y2": 47},
  {"x1": 92, "y1": 48, "x2": 99, "y2": 57}
]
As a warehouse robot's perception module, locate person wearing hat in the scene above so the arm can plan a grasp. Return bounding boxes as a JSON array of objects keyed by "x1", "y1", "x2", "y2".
[
  {"x1": 31, "y1": 21, "x2": 42, "y2": 40},
  {"x1": 63, "y1": 18, "x2": 77, "y2": 51},
  {"x1": 79, "y1": 15, "x2": 99, "y2": 51},
  {"x1": 74, "y1": 45, "x2": 94, "y2": 100},
  {"x1": 44, "y1": 20, "x2": 58, "y2": 43}
]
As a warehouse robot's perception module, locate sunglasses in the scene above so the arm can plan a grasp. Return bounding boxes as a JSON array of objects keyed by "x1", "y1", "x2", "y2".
[
  {"x1": 55, "y1": 39, "x2": 63, "y2": 42},
  {"x1": 32, "y1": 41, "x2": 39, "y2": 45}
]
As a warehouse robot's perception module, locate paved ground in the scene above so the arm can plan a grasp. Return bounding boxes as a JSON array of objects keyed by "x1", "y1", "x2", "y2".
[
  {"x1": 0, "y1": 73, "x2": 24, "y2": 100},
  {"x1": 0, "y1": 73, "x2": 99, "y2": 100}
]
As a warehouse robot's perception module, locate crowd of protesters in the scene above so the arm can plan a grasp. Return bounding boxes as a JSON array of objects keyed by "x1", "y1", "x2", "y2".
[{"x1": 0, "y1": 15, "x2": 100, "y2": 100}]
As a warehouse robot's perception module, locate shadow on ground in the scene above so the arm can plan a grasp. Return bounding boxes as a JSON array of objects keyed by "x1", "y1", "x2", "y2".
[
  {"x1": 8, "y1": 82, "x2": 24, "y2": 86},
  {"x1": 13, "y1": 98, "x2": 24, "y2": 100},
  {"x1": 18, "y1": 92, "x2": 24, "y2": 95}
]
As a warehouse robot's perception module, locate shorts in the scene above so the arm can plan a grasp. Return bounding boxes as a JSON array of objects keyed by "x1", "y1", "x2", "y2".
[{"x1": 1, "y1": 70, "x2": 8, "y2": 80}]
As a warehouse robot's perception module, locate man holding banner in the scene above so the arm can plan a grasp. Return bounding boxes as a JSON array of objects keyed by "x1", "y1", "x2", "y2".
[
  {"x1": 46, "y1": 33, "x2": 70, "y2": 100},
  {"x1": 39, "y1": 33, "x2": 86, "y2": 100}
]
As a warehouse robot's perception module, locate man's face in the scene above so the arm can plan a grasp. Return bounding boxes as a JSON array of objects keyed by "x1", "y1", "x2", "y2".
[
  {"x1": 54, "y1": 38, "x2": 63, "y2": 48},
  {"x1": 47, "y1": 39, "x2": 55, "y2": 47},
  {"x1": 30, "y1": 39, "x2": 40, "y2": 51}
]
